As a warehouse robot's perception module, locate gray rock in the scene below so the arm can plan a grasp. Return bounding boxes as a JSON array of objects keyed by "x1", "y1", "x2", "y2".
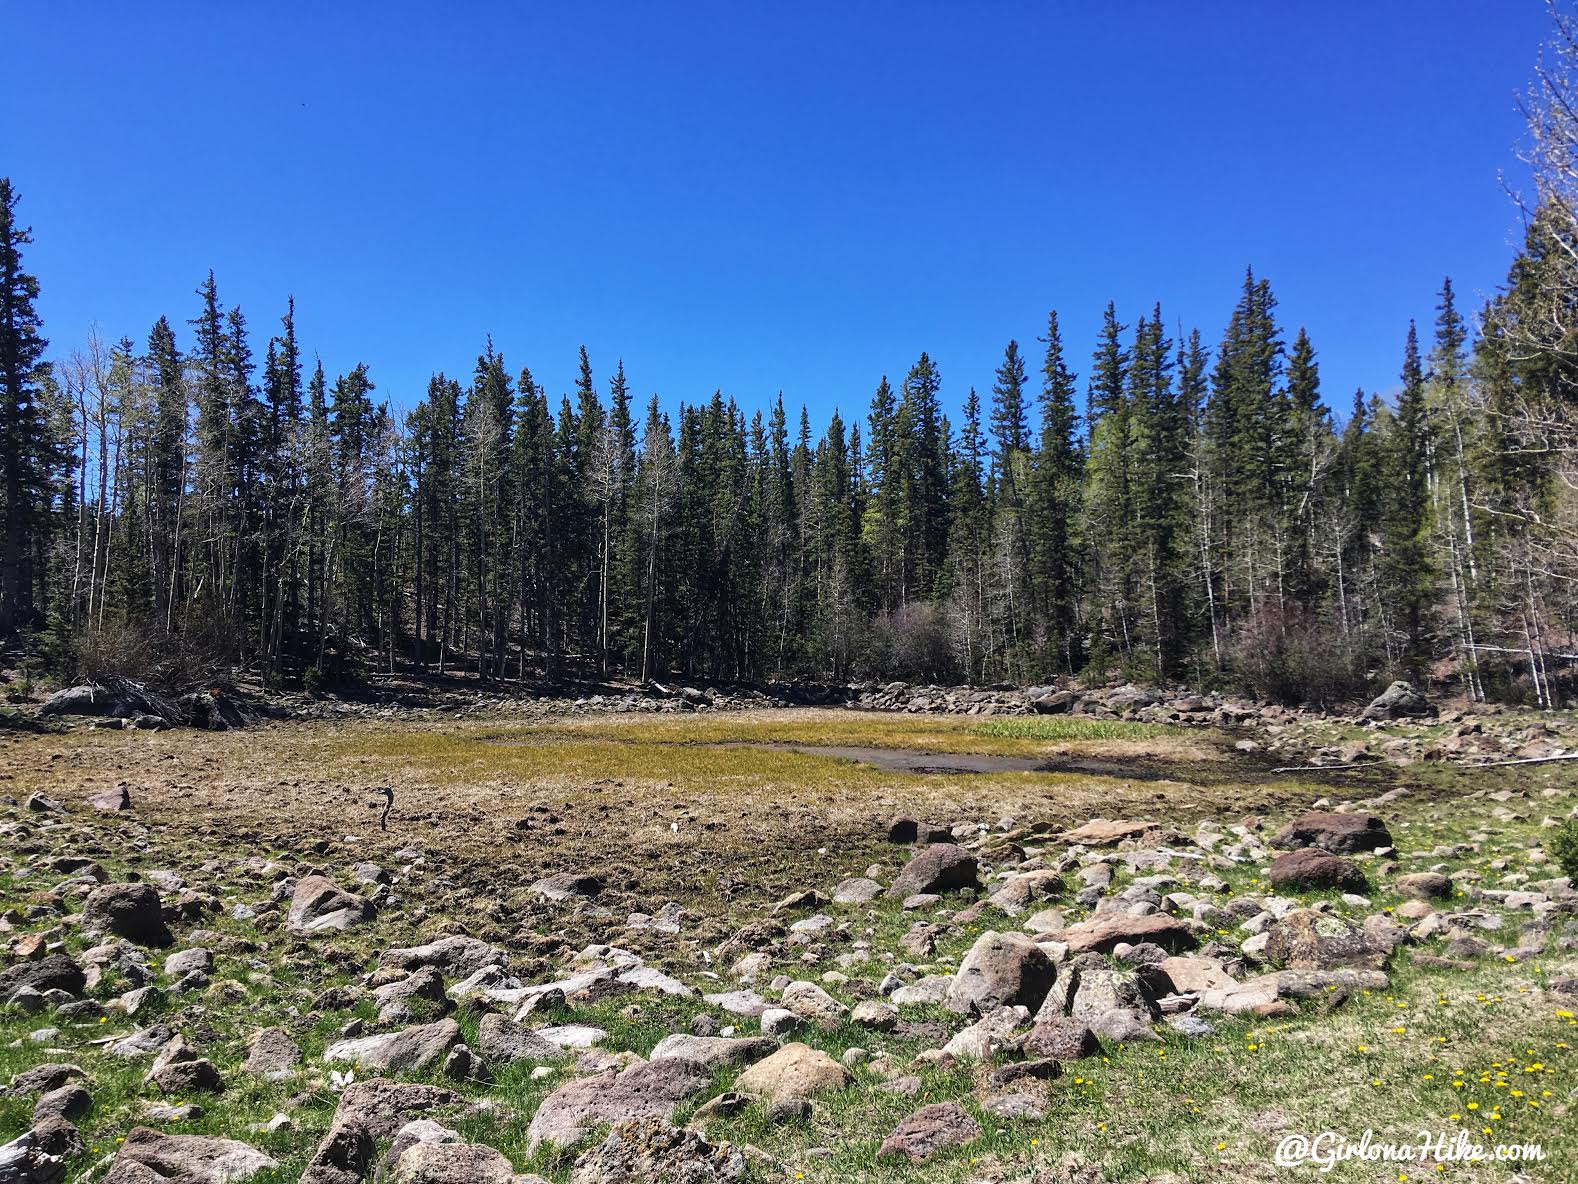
[
  {"x1": 379, "y1": 935, "x2": 506, "y2": 979},
  {"x1": 324, "y1": 1019, "x2": 463, "y2": 1073},
  {"x1": 946, "y1": 930, "x2": 1057, "y2": 1015},
  {"x1": 476, "y1": 1014, "x2": 563, "y2": 1065},
  {"x1": 102, "y1": 1127, "x2": 276, "y2": 1183},
  {"x1": 878, "y1": 1102, "x2": 982, "y2": 1162},
  {"x1": 889, "y1": 844, "x2": 980, "y2": 898},
  {"x1": 288, "y1": 876, "x2": 373, "y2": 934},
  {"x1": 374, "y1": 967, "x2": 454, "y2": 1024},
  {"x1": 568, "y1": 1118, "x2": 746, "y2": 1184},
  {"x1": 648, "y1": 1034, "x2": 777, "y2": 1071},
  {"x1": 82, "y1": 883, "x2": 171, "y2": 947},
  {"x1": 527, "y1": 1059, "x2": 712, "y2": 1151}
]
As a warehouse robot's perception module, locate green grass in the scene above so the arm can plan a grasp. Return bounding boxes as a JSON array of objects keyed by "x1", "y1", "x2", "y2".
[{"x1": 973, "y1": 717, "x2": 1172, "y2": 743}]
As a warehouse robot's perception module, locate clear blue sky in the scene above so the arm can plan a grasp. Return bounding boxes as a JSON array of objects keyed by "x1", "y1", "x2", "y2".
[{"x1": 6, "y1": 2, "x2": 1549, "y2": 428}]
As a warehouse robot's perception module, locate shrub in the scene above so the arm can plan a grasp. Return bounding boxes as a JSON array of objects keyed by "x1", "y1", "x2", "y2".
[
  {"x1": 1227, "y1": 600, "x2": 1368, "y2": 708},
  {"x1": 1549, "y1": 818, "x2": 1578, "y2": 880},
  {"x1": 862, "y1": 603, "x2": 957, "y2": 683}
]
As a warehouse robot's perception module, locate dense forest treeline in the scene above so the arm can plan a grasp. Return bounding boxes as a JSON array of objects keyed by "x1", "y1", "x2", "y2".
[{"x1": 6, "y1": 25, "x2": 1578, "y2": 706}]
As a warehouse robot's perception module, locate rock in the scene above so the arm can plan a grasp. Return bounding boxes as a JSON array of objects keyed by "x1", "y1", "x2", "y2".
[
  {"x1": 733, "y1": 1042, "x2": 851, "y2": 1102},
  {"x1": 1029, "y1": 689, "x2": 1080, "y2": 715},
  {"x1": 0, "y1": 954, "x2": 85, "y2": 1001},
  {"x1": 379, "y1": 936, "x2": 506, "y2": 979},
  {"x1": 300, "y1": 1123, "x2": 373, "y2": 1184},
  {"x1": 476, "y1": 1014, "x2": 563, "y2": 1065},
  {"x1": 1362, "y1": 680, "x2": 1436, "y2": 721},
  {"x1": 568, "y1": 1119, "x2": 745, "y2": 1184},
  {"x1": 1041, "y1": 913, "x2": 1199, "y2": 954},
  {"x1": 941, "y1": 1005, "x2": 1029, "y2": 1060},
  {"x1": 1055, "y1": 819, "x2": 1158, "y2": 846},
  {"x1": 1396, "y1": 872, "x2": 1452, "y2": 900},
  {"x1": 648, "y1": 1034, "x2": 777, "y2": 1071},
  {"x1": 851, "y1": 1000, "x2": 899, "y2": 1031},
  {"x1": 150, "y1": 1056, "x2": 225, "y2": 1094},
  {"x1": 321, "y1": 1079, "x2": 463, "y2": 1142},
  {"x1": 243, "y1": 1027, "x2": 301, "y2": 1076},
  {"x1": 82, "y1": 883, "x2": 172, "y2": 947},
  {"x1": 164, "y1": 948, "x2": 213, "y2": 977},
  {"x1": 0, "y1": 1129, "x2": 65, "y2": 1184},
  {"x1": 1271, "y1": 811, "x2": 1393, "y2": 855},
  {"x1": 88, "y1": 786, "x2": 133, "y2": 812},
  {"x1": 1264, "y1": 909, "x2": 1392, "y2": 971},
  {"x1": 374, "y1": 967, "x2": 454, "y2": 1024},
  {"x1": 324, "y1": 1019, "x2": 463, "y2": 1072},
  {"x1": 988, "y1": 870, "x2": 1066, "y2": 915},
  {"x1": 530, "y1": 872, "x2": 603, "y2": 901},
  {"x1": 947, "y1": 930, "x2": 1057, "y2": 1015},
  {"x1": 40, "y1": 682, "x2": 180, "y2": 722},
  {"x1": 32, "y1": 1084, "x2": 91, "y2": 1123},
  {"x1": 760, "y1": 1008, "x2": 801, "y2": 1037},
  {"x1": 878, "y1": 1102, "x2": 982, "y2": 1162},
  {"x1": 1069, "y1": 966, "x2": 1158, "y2": 1022},
  {"x1": 5, "y1": 1064, "x2": 85, "y2": 1098},
  {"x1": 781, "y1": 980, "x2": 849, "y2": 1028},
  {"x1": 1024, "y1": 1017, "x2": 1099, "y2": 1060},
  {"x1": 103, "y1": 1127, "x2": 276, "y2": 1183},
  {"x1": 1156, "y1": 956, "x2": 1233, "y2": 993},
  {"x1": 527, "y1": 1059, "x2": 712, "y2": 1151},
  {"x1": 832, "y1": 877, "x2": 883, "y2": 904},
  {"x1": 1089, "y1": 1008, "x2": 1158, "y2": 1042},
  {"x1": 288, "y1": 876, "x2": 373, "y2": 934},
  {"x1": 392, "y1": 1141, "x2": 526, "y2": 1183},
  {"x1": 24, "y1": 792, "x2": 65, "y2": 813},
  {"x1": 1267, "y1": 849, "x2": 1367, "y2": 892},
  {"x1": 888, "y1": 844, "x2": 980, "y2": 898}
]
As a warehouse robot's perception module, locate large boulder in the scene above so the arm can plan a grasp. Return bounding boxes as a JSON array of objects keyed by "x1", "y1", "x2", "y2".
[
  {"x1": 888, "y1": 844, "x2": 980, "y2": 898},
  {"x1": 0, "y1": 954, "x2": 86, "y2": 1001},
  {"x1": 103, "y1": 1128, "x2": 276, "y2": 1183},
  {"x1": 476, "y1": 1014, "x2": 563, "y2": 1065},
  {"x1": 733, "y1": 1042, "x2": 850, "y2": 1102},
  {"x1": 568, "y1": 1119, "x2": 745, "y2": 1184},
  {"x1": 288, "y1": 876, "x2": 374, "y2": 934},
  {"x1": 323, "y1": 1020, "x2": 462, "y2": 1073},
  {"x1": 83, "y1": 883, "x2": 172, "y2": 947},
  {"x1": 1263, "y1": 909, "x2": 1393, "y2": 971},
  {"x1": 780, "y1": 980, "x2": 849, "y2": 1029},
  {"x1": 1038, "y1": 913, "x2": 1199, "y2": 954},
  {"x1": 1362, "y1": 681, "x2": 1436, "y2": 721},
  {"x1": 379, "y1": 936, "x2": 506, "y2": 979},
  {"x1": 1055, "y1": 819, "x2": 1158, "y2": 847},
  {"x1": 1271, "y1": 812, "x2": 1392, "y2": 855},
  {"x1": 0, "y1": 1129, "x2": 65, "y2": 1184},
  {"x1": 392, "y1": 1141, "x2": 529, "y2": 1184},
  {"x1": 1267, "y1": 848, "x2": 1367, "y2": 892},
  {"x1": 946, "y1": 931, "x2": 1057, "y2": 1015},
  {"x1": 527, "y1": 1059, "x2": 712, "y2": 1152},
  {"x1": 39, "y1": 682, "x2": 180, "y2": 723},
  {"x1": 647, "y1": 1034, "x2": 776, "y2": 1072},
  {"x1": 878, "y1": 1102, "x2": 982, "y2": 1163}
]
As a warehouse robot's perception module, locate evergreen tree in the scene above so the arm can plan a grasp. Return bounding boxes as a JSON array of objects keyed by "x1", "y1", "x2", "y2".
[{"x1": 0, "y1": 180, "x2": 56, "y2": 636}]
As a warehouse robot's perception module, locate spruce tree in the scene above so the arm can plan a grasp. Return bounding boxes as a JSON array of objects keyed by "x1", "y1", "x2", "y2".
[{"x1": 0, "y1": 179, "x2": 53, "y2": 636}]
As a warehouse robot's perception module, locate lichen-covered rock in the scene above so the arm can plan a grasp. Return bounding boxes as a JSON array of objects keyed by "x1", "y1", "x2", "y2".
[
  {"x1": 102, "y1": 1127, "x2": 276, "y2": 1183},
  {"x1": 568, "y1": 1119, "x2": 745, "y2": 1184},
  {"x1": 733, "y1": 1042, "x2": 850, "y2": 1102},
  {"x1": 878, "y1": 1102, "x2": 982, "y2": 1162},
  {"x1": 947, "y1": 930, "x2": 1057, "y2": 1015},
  {"x1": 888, "y1": 844, "x2": 980, "y2": 898}
]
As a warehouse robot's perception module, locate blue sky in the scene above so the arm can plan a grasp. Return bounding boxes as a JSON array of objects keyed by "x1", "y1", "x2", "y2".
[{"x1": 6, "y1": 2, "x2": 1549, "y2": 428}]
